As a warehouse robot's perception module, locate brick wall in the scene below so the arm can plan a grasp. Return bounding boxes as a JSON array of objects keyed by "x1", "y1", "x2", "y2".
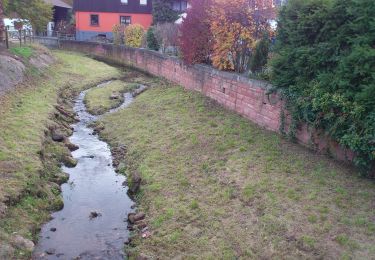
[{"x1": 60, "y1": 40, "x2": 355, "y2": 163}]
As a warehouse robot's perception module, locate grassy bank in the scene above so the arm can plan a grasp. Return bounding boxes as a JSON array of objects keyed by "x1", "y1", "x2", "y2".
[
  {"x1": 97, "y1": 81, "x2": 375, "y2": 259},
  {"x1": 0, "y1": 49, "x2": 121, "y2": 258},
  {"x1": 84, "y1": 80, "x2": 138, "y2": 115}
]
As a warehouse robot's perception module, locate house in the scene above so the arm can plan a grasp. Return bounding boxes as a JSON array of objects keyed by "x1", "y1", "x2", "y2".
[
  {"x1": 74, "y1": 0, "x2": 153, "y2": 41},
  {"x1": 44, "y1": 0, "x2": 72, "y2": 36}
]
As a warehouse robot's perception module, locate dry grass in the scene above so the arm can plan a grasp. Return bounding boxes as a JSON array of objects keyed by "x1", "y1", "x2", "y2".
[{"x1": 98, "y1": 79, "x2": 375, "y2": 259}]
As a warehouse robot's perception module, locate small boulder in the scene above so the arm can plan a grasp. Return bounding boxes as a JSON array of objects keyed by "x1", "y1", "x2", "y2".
[
  {"x1": 51, "y1": 131, "x2": 65, "y2": 142},
  {"x1": 128, "y1": 172, "x2": 142, "y2": 195},
  {"x1": 128, "y1": 212, "x2": 145, "y2": 224},
  {"x1": 110, "y1": 92, "x2": 121, "y2": 100},
  {"x1": 135, "y1": 221, "x2": 147, "y2": 230},
  {"x1": 12, "y1": 235, "x2": 35, "y2": 252},
  {"x1": 64, "y1": 140, "x2": 79, "y2": 152},
  {"x1": 50, "y1": 227, "x2": 57, "y2": 232},
  {"x1": 62, "y1": 156, "x2": 78, "y2": 168},
  {"x1": 45, "y1": 248, "x2": 56, "y2": 255},
  {"x1": 89, "y1": 211, "x2": 102, "y2": 219}
]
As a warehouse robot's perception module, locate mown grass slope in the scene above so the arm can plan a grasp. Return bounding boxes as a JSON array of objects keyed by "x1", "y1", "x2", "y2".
[
  {"x1": 98, "y1": 82, "x2": 375, "y2": 259},
  {"x1": 0, "y1": 49, "x2": 121, "y2": 258}
]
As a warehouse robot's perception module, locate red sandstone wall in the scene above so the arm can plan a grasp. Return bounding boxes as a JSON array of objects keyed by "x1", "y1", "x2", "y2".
[{"x1": 59, "y1": 40, "x2": 355, "y2": 163}]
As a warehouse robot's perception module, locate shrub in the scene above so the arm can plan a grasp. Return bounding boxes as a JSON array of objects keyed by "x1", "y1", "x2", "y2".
[
  {"x1": 146, "y1": 26, "x2": 160, "y2": 51},
  {"x1": 271, "y1": 0, "x2": 375, "y2": 173},
  {"x1": 154, "y1": 23, "x2": 179, "y2": 54},
  {"x1": 112, "y1": 24, "x2": 126, "y2": 45},
  {"x1": 124, "y1": 24, "x2": 145, "y2": 48},
  {"x1": 179, "y1": 0, "x2": 213, "y2": 64}
]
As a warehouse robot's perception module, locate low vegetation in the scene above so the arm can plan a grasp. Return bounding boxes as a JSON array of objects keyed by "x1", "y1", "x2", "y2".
[
  {"x1": 0, "y1": 49, "x2": 121, "y2": 258},
  {"x1": 97, "y1": 80, "x2": 375, "y2": 259},
  {"x1": 84, "y1": 80, "x2": 138, "y2": 115}
]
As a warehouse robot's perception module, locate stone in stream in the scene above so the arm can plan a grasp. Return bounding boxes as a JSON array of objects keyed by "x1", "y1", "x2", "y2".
[
  {"x1": 64, "y1": 140, "x2": 79, "y2": 151},
  {"x1": 12, "y1": 235, "x2": 35, "y2": 252},
  {"x1": 50, "y1": 227, "x2": 57, "y2": 232},
  {"x1": 45, "y1": 248, "x2": 56, "y2": 255},
  {"x1": 89, "y1": 211, "x2": 102, "y2": 219},
  {"x1": 128, "y1": 212, "x2": 145, "y2": 224},
  {"x1": 62, "y1": 155, "x2": 78, "y2": 168},
  {"x1": 128, "y1": 172, "x2": 142, "y2": 195}
]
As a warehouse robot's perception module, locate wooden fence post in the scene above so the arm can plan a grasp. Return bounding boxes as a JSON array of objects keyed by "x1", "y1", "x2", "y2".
[{"x1": 5, "y1": 26, "x2": 9, "y2": 49}]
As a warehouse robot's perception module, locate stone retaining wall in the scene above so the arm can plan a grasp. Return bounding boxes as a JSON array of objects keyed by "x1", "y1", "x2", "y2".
[{"x1": 59, "y1": 40, "x2": 355, "y2": 163}]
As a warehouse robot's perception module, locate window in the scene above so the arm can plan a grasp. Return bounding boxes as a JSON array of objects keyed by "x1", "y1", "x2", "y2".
[
  {"x1": 120, "y1": 16, "x2": 131, "y2": 25},
  {"x1": 121, "y1": 0, "x2": 128, "y2": 4},
  {"x1": 90, "y1": 14, "x2": 99, "y2": 26},
  {"x1": 140, "y1": 0, "x2": 147, "y2": 5}
]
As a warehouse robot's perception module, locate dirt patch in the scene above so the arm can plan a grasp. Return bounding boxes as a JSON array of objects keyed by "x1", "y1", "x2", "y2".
[
  {"x1": 0, "y1": 55, "x2": 26, "y2": 95},
  {"x1": 0, "y1": 44, "x2": 55, "y2": 97}
]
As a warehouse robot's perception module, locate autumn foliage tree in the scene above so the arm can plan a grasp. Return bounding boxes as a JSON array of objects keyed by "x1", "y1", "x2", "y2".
[
  {"x1": 210, "y1": 0, "x2": 270, "y2": 73},
  {"x1": 179, "y1": 0, "x2": 213, "y2": 64}
]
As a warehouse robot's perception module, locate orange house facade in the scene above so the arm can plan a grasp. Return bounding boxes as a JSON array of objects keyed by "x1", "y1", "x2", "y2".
[{"x1": 74, "y1": 0, "x2": 153, "y2": 41}]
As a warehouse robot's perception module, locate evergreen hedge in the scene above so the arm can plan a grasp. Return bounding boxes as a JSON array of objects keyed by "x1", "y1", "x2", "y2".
[{"x1": 272, "y1": 0, "x2": 375, "y2": 174}]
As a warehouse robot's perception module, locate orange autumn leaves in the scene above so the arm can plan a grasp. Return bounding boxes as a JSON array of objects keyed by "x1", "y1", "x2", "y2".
[
  {"x1": 210, "y1": 0, "x2": 256, "y2": 72},
  {"x1": 180, "y1": 0, "x2": 273, "y2": 73}
]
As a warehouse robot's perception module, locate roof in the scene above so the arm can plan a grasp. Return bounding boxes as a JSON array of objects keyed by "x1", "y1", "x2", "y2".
[
  {"x1": 74, "y1": 0, "x2": 152, "y2": 14},
  {"x1": 44, "y1": 0, "x2": 72, "y2": 9}
]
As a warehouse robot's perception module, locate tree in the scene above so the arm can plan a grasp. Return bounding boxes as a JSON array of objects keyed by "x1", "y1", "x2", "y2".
[
  {"x1": 152, "y1": 0, "x2": 179, "y2": 24},
  {"x1": 0, "y1": 0, "x2": 5, "y2": 44},
  {"x1": 179, "y1": 0, "x2": 213, "y2": 64},
  {"x1": 124, "y1": 24, "x2": 145, "y2": 48},
  {"x1": 271, "y1": 0, "x2": 375, "y2": 173},
  {"x1": 146, "y1": 26, "x2": 160, "y2": 51},
  {"x1": 154, "y1": 23, "x2": 179, "y2": 53},
  {"x1": 249, "y1": 34, "x2": 270, "y2": 73},
  {"x1": 210, "y1": 0, "x2": 262, "y2": 72},
  {"x1": 5, "y1": 0, "x2": 52, "y2": 32}
]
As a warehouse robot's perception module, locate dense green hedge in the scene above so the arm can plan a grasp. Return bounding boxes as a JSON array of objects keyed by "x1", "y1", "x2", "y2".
[{"x1": 272, "y1": 0, "x2": 375, "y2": 173}]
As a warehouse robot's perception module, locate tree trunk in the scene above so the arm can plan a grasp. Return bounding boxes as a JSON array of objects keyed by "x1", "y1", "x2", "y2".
[{"x1": 0, "y1": 0, "x2": 5, "y2": 44}]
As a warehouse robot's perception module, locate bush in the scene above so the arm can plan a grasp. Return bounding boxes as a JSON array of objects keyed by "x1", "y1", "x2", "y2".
[
  {"x1": 124, "y1": 24, "x2": 145, "y2": 48},
  {"x1": 179, "y1": 0, "x2": 213, "y2": 64},
  {"x1": 271, "y1": 0, "x2": 375, "y2": 173},
  {"x1": 112, "y1": 24, "x2": 126, "y2": 45},
  {"x1": 146, "y1": 27, "x2": 160, "y2": 51},
  {"x1": 154, "y1": 23, "x2": 179, "y2": 54}
]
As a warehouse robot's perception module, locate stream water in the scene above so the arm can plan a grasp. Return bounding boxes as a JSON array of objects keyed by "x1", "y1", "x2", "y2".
[{"x1": 33, "y1": 82, "x2": 136, "y2": 259}]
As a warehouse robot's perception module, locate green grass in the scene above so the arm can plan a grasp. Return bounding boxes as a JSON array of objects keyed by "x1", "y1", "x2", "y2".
[
  {"x1": 0, "y1": 50, "x2": 121, "y2": 258},
  {"x1": 84, "y1": 80, "x2": 138, "y2": 115},
  {"x1": 98, "y1": 79, "x2": 375, "y2": 259},
  {"x1": 9, "y1": 46, "x2": 33, "y2": 59}
]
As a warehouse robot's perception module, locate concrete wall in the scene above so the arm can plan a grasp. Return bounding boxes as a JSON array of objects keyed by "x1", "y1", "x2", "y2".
[
  {"x1": 33, "y1": 36, "x2": 60, "y2": 48},
  {"x1": 59, "y1": 40, "x2": 355, "y2": 163}
]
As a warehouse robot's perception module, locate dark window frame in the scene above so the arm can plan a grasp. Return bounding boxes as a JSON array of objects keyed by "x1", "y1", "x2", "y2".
[
  {"x1": 120, "y1": 15, "x2": 132, "y2": 25},
  {"x1": 90, "y1": 14, "x2": 99, "y2": 26}
]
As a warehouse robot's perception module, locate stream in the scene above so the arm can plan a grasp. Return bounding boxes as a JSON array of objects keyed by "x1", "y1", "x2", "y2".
[{"x1": 33, "y1": 82, "x2": 137, "y2": 259}]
